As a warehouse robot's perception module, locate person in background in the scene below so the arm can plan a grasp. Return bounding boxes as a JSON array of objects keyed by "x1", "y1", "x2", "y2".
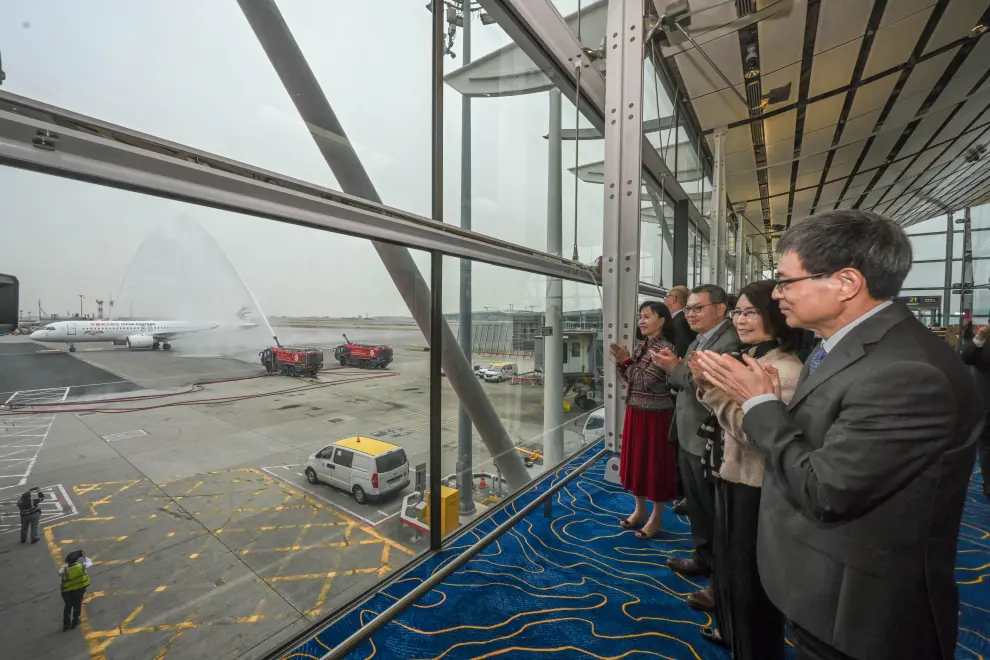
[
  {"x1": 651, "y1": 284, "x2": 740, "y2": 612},
  {"x1": 693, "y1": 210, "x2": 980, "y2": 660},
  {"x1": 610, "y1": 301, "x2": 679, "y2": 540},
  {"x1": 59, "y1": 549, "x2": 92, "y2": 631},
  {"x1": 665, "y1": 286, "x2": 697, "y2": 357},
  {"x1": 960, "y1": 321, "x2": 990, "y2": 499},
  {"x1": 664, "y1": 285, "x2": 697, "y2": 515},
  {"x1": 691, "y1": 280, "x2": 803, "y2": 657},
  {"x1": 18, "y1": 486, "x2": 45, "y2": 544}
]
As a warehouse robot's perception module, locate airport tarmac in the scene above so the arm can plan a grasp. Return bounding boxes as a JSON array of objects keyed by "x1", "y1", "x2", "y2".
[{"x1": 0, "y1": 331, "x2": 593, "y2": 660}]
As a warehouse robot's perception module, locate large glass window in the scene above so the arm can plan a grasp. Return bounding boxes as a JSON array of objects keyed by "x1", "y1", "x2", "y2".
[
  {"x1": 2, "y1": 171, "x2": 436, "y2": 658},
  {"x1": 0, "y1": 1, "x2": 433, "y2": 211},
  {"x1": 440, "y1": 257, "x2": 603, "y2": 538}
]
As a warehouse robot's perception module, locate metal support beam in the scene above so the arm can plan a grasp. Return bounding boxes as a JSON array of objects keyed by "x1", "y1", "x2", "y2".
[
  {"x1": 961, "y1": 207, "x2": 974, "y2": 348},
  {"x1": 735, "y1": 215, "x2": 746, "y2": 289},
  {"x1": 457, "y1": 4, "x2": 476, "y2": 516},
  {"x1": 238, "y1": 0, "x2": 530, "y2": 489},
  {"x1": 673, "y1": 199, "x2": 689, "y2": 285},
  {"x1": 430, "y1": 1, "x2": 446, "y2": 548},
  {"x1": 0, "y1": 92, "x2": 596, "y2": 286},
  {"x1": 601, "y1": 0, "x2": 644, "y2": 482},
  {"x1": 544, "y1": 88, "x2": 564, "y2": 467},
  {"x1": 944, "y1": 212, "x2": 954, "y2": 327},
  {"x1": 710, "y1": 126, "x2": 728, "y2": 287}
]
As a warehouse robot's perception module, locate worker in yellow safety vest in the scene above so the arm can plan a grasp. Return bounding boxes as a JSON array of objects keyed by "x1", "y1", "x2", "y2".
[{"x1": 58, "y1": 549, "x2": 92, "y2": 631}]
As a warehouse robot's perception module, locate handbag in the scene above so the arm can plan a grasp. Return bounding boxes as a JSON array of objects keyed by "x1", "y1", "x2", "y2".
[{"x1": 699, "y1": 411, "x2": 723, "y2": 482}]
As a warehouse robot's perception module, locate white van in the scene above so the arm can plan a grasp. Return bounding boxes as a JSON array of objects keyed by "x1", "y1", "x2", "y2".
[
  {"x1": 483, "y1": 362, "x2": 519, "y2": 383},
  {"x1": 305, "y1": 436, "x2": 409, "y2": 504}
]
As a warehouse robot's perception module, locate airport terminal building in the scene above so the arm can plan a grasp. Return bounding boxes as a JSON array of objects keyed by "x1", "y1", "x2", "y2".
[{"x1": 2, "y1": 1, "x2": 990, "y2": 659}]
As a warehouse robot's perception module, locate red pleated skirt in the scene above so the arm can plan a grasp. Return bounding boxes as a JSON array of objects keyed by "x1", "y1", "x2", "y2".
[{"x1": 619, "y1": 406, "x2": 678, "y2": 503}]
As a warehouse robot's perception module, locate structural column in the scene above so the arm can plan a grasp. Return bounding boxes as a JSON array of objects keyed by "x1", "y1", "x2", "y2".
[
  {"x1": 709, "y1": 126, "x2": 728, "y2": 287},
  {"x1": 961, "y1": 207, "x2": 974, "y2": 347},
  {"x1": 672, "y1": 199, "x2": 689, "y2": 285},
  {"x1": 943, "y1": 212, "x2": 954, "y2": 327},
  {"x1": 734, "y1": 215, "x2": 746, "y2": 289},
  {"x1": 457, "y1": 6, "x2": 477, "y2": 515},
  {"x1": 602, "y1": 0, "x2": 645, "y2": 481},
  {"x1": 544, "y1": 88, "x2": 564, "y2": 467}
]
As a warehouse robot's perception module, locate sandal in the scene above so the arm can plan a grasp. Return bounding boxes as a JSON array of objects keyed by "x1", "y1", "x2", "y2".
[
  {"x1": 634, "y1": 524, "x2": 662, "y2": 540},
  {"x1": 619, "y1": 516, "x2": 645, "y2": 529}
]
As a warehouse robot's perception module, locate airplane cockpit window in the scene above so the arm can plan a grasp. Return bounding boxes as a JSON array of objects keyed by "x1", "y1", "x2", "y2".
[{"x1": 44, "y1": 326, "x2": 56, "y2": 331}]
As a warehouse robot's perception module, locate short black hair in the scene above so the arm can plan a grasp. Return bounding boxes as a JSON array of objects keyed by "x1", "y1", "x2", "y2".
[
  {"x1": 636, "y1": 300, "x2": 676, "y2": 344},
  {"x1": 737, "y1": 280, "x2": 804, "y2": 350},
  {"x1": 690, "y1": 284, "x2": 728, "y2": 306},
  {"x1": 776, "y1": 210, "x2": 912, "y2": 300}
]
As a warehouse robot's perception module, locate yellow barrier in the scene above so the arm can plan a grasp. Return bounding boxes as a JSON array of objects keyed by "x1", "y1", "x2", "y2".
[{"x1": 422, "y1": 485, "x2": 460, "y2": 536}]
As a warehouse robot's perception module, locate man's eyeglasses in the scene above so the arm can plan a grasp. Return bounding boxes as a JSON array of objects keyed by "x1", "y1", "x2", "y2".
[
  {"x1": 773, "y1": 273, "x2": 828, "y2": 291},
  {"x1": 729, "y1": 309, "x2": 761, "y2": 320},
  {"x1": 684, "y1": 303, "x2": 715, "y2": 315}
]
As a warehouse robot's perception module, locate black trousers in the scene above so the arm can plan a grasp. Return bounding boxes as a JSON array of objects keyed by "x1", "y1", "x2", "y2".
[
  {"x1": 62, "y1": 588, "x2": 85, "y2": 627},
  {"x1": 713, "y1": 479, "x2": 784, "y2": 660},
  {"x1": 789, "y1": 620, "x2": 856, "y2": 660},
  {"x1": 980, "y1": 410, "x2": 990, "y2": 498},
  {"x1": 677, "y1": 449, "x2": 715, "y2": 570}
]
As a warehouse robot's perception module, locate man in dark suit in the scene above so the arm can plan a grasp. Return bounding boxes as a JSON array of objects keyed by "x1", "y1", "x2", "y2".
[
  {"x1": 960, "y1": 322, "x2": 990, "y2": 499},
  {"x1": 665, "y1": 286, "x2": 697, "y2": 358},
  {"x1": 694, "y1": 210, "x2": 980, "y2": 660},
  {"x1": 652, "y1": 284, "x2": 740, "y2": 611},
  {"x1": 664, "y1": 285, "x2": 697, "y2": 512}
]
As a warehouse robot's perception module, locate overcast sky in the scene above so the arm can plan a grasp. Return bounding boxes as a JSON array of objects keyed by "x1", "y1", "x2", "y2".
[{"x1": 0, "y1": 0, "x2": 681, "y2": 320}]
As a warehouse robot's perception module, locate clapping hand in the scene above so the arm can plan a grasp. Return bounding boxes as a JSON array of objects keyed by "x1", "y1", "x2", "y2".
[
  {"x1": 687, "y1": 354, "x2": 712, "y2": 389},
  {"x1": 649, "y1": 347, "x2": 680, "y2": 372},
  {"x1": 977, "y1": 325, "x2": 990, "y2": 342},
  {"x1": 610, "y1": 343, "x2": 630, "y2": 362},
  {"x1": 692, "y1": 350, "x2": 777, "y2": 405}
]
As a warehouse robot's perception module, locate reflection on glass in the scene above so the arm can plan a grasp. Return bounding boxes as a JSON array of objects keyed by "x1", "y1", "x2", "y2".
[
  {"x1": 443, "y1": 6, "x2": 604, "y2": 257},
  {"x1": 440, "y1": 257, "x2": 604, "y2": 537},
  {"x1": 909, "y1": 233, "x2": 949, "y2": 262},
  {"x1": 3, "y1": 171, "x2": 435, "y2": 658},
  {"x1": 1, "y1": 1, "x2": 433, "y2": 208}
]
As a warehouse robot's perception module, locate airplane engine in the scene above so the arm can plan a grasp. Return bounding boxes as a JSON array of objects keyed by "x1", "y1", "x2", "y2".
[{"x1": 126, "y1": 335, "x2": 155, "y2": 349}]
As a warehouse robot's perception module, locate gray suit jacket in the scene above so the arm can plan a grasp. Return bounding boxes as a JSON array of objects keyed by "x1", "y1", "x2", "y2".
[
  {"x1": 742, "y1": 302, "x2": 981, "y2": 660},
  {"x1": 668, "y1": 321, "x2": 741, "y2": 456}
]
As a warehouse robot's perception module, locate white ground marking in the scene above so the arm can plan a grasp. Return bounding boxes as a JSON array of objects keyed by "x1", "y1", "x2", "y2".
[{"x1": 0, "y1": 387, "x2": 69, "y2": 491}]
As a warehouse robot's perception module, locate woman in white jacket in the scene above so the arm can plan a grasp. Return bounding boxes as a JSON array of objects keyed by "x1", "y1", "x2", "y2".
[{"x1": 690, "y1": 280, "x2": 804, "y2": 659}]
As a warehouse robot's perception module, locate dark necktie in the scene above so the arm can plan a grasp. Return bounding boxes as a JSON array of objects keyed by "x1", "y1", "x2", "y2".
[{"x1": 808, "y1": 345, "x2": 827, "y2": 375}]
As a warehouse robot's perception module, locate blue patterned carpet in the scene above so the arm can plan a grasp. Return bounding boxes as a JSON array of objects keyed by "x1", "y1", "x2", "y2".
[{"x1": 284, "y1": 444, "x2": 990, "y2": 660}]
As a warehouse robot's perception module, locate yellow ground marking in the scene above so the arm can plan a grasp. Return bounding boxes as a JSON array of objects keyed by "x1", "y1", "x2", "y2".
[
  {"x1": 248, "y1": 467, "x2": 414, "y2": 557},
  {"x1": 44, "y1": 467, "x2": 412, "y2": 659}
]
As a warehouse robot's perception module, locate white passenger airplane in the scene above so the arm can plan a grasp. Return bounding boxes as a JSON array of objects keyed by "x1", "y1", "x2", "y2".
[{"x1": 30, "y1": 319, "x2": 248, "y2": 352}]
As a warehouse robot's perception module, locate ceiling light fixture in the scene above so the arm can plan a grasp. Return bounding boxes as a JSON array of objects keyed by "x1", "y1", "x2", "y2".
[
  {"x1": 744, "y1": 44, "x2": 759, "y2": 78},
  {"x1": 972, "y1": 23, "x2": 987, "y2": 34}
]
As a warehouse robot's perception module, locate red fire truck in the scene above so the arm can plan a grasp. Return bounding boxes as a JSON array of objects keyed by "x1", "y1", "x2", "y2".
[
  {"x1": 333, "y1": 334, "x2": 393, "y2": 369},
  {"x1": 260, "y1": 345, "x2": 323, "y2": 377}
]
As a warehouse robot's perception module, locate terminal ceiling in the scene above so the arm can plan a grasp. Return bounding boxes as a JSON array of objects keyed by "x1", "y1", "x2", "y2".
[{"x1": 655, "y1": 0, "x2": 990, "y2": 236}]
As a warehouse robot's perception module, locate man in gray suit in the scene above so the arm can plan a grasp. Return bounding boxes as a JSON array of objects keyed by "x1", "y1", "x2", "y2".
[
  {"x1": 652, "y1": 284, "x2": 740, "y2": 611},
  {"x1": 694, "y1": 210, "x2": 980, "y2": 660}
]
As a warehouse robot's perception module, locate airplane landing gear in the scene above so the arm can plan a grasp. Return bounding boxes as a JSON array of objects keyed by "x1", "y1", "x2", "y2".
[
  {"x1": 163, "y1": 343, "x2": 172, "y2": 350},
  {"x1": 153, "y1": 342, "x2": 160, "y2": 350},
  {"x1": 68, "y1": 345, "x2": 76, "y2": 353}
]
